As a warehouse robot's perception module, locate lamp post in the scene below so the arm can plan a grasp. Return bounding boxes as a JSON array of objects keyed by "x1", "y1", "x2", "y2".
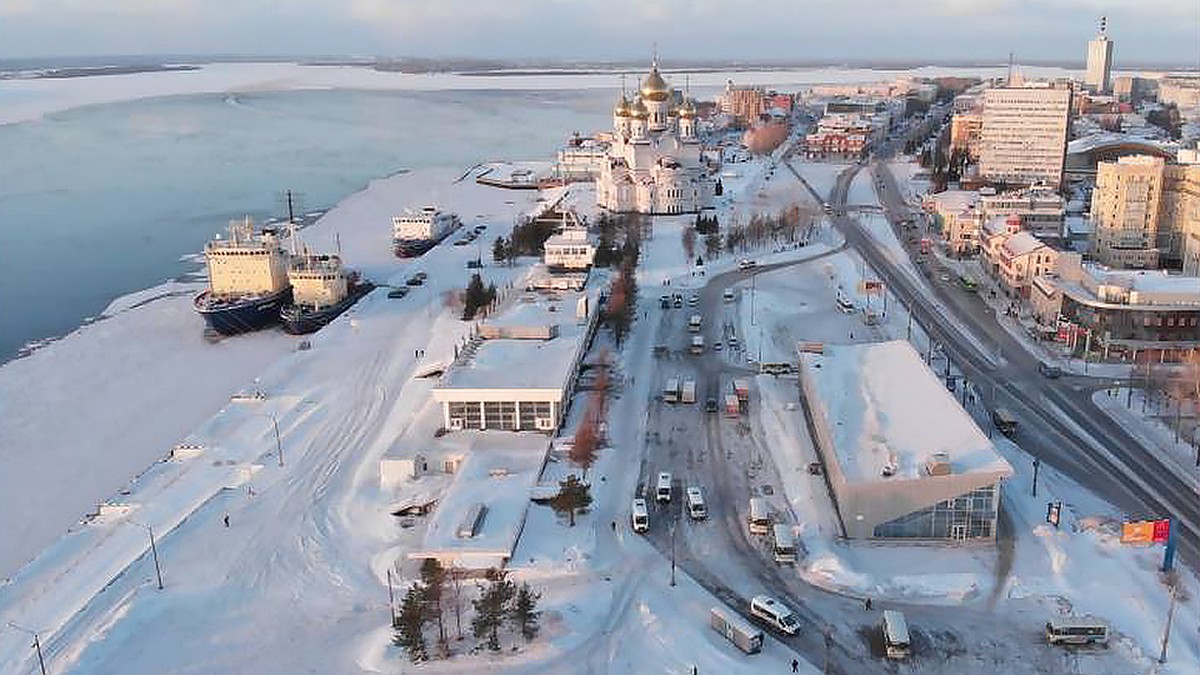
[
  {"x1": 7, "y1": 622, "x2": 47, "y2": 675},
  {"x1": 128, "y1": 520, "x2": 164, "y2": 590},
  {"x1": 272, "y1": 414, "x2": 283, "y2": 468},
  {"x1": 669, "y1": 522, "x2": 677, "y2": 587}
]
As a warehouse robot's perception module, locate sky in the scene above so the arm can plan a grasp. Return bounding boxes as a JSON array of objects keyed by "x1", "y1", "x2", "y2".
[{"x1": 0, "y1": 0, "x2": 1197, "y2": 66}]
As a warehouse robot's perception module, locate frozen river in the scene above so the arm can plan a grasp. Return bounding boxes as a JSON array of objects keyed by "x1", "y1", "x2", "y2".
[{"x1": 0, "y1": 85, "x2": 610, "y2": 360}]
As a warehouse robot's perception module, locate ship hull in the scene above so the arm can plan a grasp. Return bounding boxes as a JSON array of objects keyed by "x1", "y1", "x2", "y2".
[
  {"x1": 393, "y1": 238, "x2": 438, "y2": 258},
  {"x1": 280, "y1": 281, "x2": 376, "y2": 335},
  {"x1": 194, "y1": 287, "x2": 292, "y2": 335}
]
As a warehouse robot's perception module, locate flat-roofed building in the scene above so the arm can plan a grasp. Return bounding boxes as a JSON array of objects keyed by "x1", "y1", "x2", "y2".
[
  {"x1": 949, "y1": 111, "x2": 983, "y2": 160},
  {"x1": 797, "y1": 341, "x2": 1013, "y2": 541},
  {"x1": 1084, "y1": 17, "x2": 1114, "y2": 94},
  {"x1": 1091, "y1": 155, "x2": 1164, "y2": 269},
  {"x1": 979, "y1": 84, "x2": 1072, "y2": 189}
]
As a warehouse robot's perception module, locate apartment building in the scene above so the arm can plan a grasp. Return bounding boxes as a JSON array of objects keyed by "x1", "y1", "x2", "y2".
[
  {"x1": 1091, "y1": 155, "x2": 1164, "y2": 268},
  {"x1": 978, "y1": 84, "x2": 1072, "y2": 189}
]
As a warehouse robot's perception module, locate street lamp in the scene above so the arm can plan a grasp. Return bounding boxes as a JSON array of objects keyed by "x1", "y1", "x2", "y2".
[
  {"x1": 669, "y1": 522, "x2": 677, "y2": 587},
  {"x1": 7, "y1": 622, "x2": 47, "y2": 675},
  {"x1": 127, "y1": 520, "x2": 164, "y2": 590}
]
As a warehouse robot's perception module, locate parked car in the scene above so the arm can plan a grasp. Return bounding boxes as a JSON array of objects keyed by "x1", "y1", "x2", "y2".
[
  {"x1": 1039, "y1": 363, "x2": 1063, "y2": 379},
  {"x1": 387, "y1": 287, "x2": 409, "y2": 299},
  {"x1": 738, "y1": 259, "x2": 757, "y2": 270},
  {"x1": 705, "y1": 398, "x2": 719, "y2": 413}
]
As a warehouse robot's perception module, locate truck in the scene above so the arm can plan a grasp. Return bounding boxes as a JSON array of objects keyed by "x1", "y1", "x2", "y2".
[
  {"x1": 724, "y1": 393, "x2": 741, "y2": 417},
  {"x1": 733, "y1": 378, "x2": 750, "y2": 403},
  {"x1": 688, "y1": 314, "x2": 702, "y2": 333},
  {"x1": 663, "y1": 378, "x2": 680, "y2": 404},
  {"x1": 681, "y1": 379, "x2": 697, "y2": 404},
  {"x1": 992, "y1": 407, "x2": 1018, "y2": 436},
  {"x1": 710, "y1": 606, "x2": 763, "y2": 655},
  {"x1": 690, "y1": 335, "x2": 705, "y2": 354}
]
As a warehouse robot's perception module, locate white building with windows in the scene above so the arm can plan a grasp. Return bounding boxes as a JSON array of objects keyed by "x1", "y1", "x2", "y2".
[
  {"x1": 431, "y1": 287, "x2": 598, "y2": 434},
  {"x1": 1084, "y1": 17, "x2": 1114, "y2": 94},
  {"x1": 543, "y1": 227, "x2": 596, "y2": 271},
  {"x1": 595, "y1": 59, "x2": 713, "y2": 214}
]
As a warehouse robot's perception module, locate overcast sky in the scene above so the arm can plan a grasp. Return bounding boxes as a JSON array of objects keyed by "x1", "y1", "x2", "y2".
[{"x1": 0, "y1": 0, "x2": 1196, "y2": 66}]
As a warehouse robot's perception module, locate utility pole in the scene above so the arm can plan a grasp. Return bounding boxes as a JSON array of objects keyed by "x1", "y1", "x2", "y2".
[
  {"x1": 669, "y1": 522, "x2": 677, "y2": 587},
  {"x1": 1158, "y1": 583, "x2": 1177, "y2": 664},
  {"x1": 148, "y1": 525, "x2": 164, "y2": 590},
  {"x1": 7, "y1": 623, "x2": 47, "y2": 675},
  {"x1": 750, "y1": 274, "x2": 757, "y2": 327},
  {"x1": 272, "y1": 414, "x2": 283, "y2": 467},
  {"x1": 1031, "y1": 458, "x2": 1041, "y2": 498}
]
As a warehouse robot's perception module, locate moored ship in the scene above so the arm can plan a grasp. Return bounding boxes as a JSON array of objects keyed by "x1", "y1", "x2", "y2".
[
  {"x1": 279, "y1": 250, "x2": 375, "y2": 334},
  {"x1": 392, "y1": 207, "x2": 460, "y2": 258},
  {"x1": 194, "y1": 217, "x2": 292, "y2": 335}
]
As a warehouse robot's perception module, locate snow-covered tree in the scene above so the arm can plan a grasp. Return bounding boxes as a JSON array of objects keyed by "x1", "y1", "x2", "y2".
[
  {"x1": 394, "y1": 583, "x2": 428, "y2": 662},
  {"x1": 509, "y1": 582, "x2": 542, "y2": 643}
]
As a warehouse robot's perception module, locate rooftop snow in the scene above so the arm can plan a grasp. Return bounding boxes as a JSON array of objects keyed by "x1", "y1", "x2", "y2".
[
  {"x1": 1001, "y1": 231, "x2": 1049, "y2": 257},
  {"x1": 800, "y1": 340, "x2": 1012, "y2": 485},
  {"x1": 409, "y1": 432, "x2": 548, "y2": 566}
]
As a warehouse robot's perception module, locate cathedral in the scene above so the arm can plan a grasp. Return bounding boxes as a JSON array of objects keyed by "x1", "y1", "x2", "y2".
[{"x1": 595, "y1": 60, "x2": 714, "y2": 215}]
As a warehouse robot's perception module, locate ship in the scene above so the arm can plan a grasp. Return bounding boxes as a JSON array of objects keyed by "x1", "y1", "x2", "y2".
[
  {"x1": 392, "y1": 207, "x2": 460, "y2": 258},
  {"x1": 193, "y1": 216, "x2": 293, "y2": 335},
  {"x1": 279, "y1": 246, "x2": 375, "y2": 335}
]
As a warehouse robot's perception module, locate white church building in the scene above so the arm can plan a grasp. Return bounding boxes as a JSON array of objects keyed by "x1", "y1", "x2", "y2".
[{"x1": 595, "y1": 60, "x2": 714, "y2": 215}]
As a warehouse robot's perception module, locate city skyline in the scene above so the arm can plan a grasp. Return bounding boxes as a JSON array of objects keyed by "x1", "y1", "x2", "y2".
[{"x1": 0, "y1": 0, "x2": 1197, "y2": 66}]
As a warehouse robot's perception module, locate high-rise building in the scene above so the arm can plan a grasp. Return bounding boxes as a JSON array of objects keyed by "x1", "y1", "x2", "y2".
[
  {"x1": 1085, "y1": 17, "x2": 1114, "y2": 94},
  {"x1": 978, "y1": 84, "x2": 1072, "y2": 189},
  {"x1": 1091, "y1": 155, "x2": 1164, "y2": 269}
]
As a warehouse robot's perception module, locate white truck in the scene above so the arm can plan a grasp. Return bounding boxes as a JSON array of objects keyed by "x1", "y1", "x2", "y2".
[
  {"x1": 690, "y1": 335, "x2": 705, "y2": 354},
  {"x1": 681, "y1": 379, "x2": 697, "y2": 404},
  {"x1": 663, "y1": 378, "x2": 681, "y2": 404},
  {"x1": 710, "y1": 606, "x2": 763, "y2": 654}
]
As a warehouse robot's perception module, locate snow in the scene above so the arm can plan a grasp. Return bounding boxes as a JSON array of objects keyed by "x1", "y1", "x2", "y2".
[
  {"x1": 800, "y1": 340, "x2": 1013, "y2": 483},
  {"x1": 0, "y1": 61, "x2": 1089, "y2": 127}
]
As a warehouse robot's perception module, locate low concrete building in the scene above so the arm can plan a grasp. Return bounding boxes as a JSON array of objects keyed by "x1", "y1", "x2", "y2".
[
  {"x1": 982, "y1": 225, "x2": 1060, "y2": 298},
  {"x1": 924, "y1": 190, "x2": 982, "y2": 255},
  {"x1": 543, "y1": 227, "x2": 596, "y2": 271},
  {"x1": 980, "y1": 186, "x2": 1066, "y2": 238},
  {"x1": 798, "y1": 341, "x2": 1013, "y2": 541}
]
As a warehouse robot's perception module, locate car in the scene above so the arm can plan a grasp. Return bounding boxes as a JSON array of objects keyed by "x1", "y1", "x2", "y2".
[
  {"x1": 387, "y1": 288, "x2": 409, "y2": 299},
  {"x1": 713, "y1": 341, "x2": 723, "y2": 351},
  {"x1": 939, "y1": 273, "x2": 951, "y2": 282},
  {"x1": 1039, "y1": 363, "x2": 1063, "y2": 379},
  {"x1": 474, "y1": 224, "x2": 488, "y2": 233},
  {"x1": 673, "y1": 297, "x2": 684, "y2": 309},
  {"x1": 660, "y1": 295, "x2": 671, "y2": 309},
  {"x1": 405, "y1": 276, "x2": 423, "y2": 286},
  {"x1": 688, "y1": 294, "x2": 700, "y2": 307},
  {"x1": 415, "y1": 272, "x2": 428, "y2": 281},
  {"x1": 466, "y1": 259, "x2": 483, "y2": 269},
  {"x1": 728, "y1": 336, "x2": 738, "y2": 349},
  {"x1": 453, "y1": 238, "x2": 470, "y2": 246},
  {"x1": 705, "y1": 398, "x2": 719, "y2": 413},
  {"x1": 738, "y1": 259, "x2": 757, "y2": 270}
]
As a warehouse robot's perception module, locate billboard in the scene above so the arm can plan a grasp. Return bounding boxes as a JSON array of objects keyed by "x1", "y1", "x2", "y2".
[{"x1": 1121, "y1": 519, "x2": 1171, "y2": 544}]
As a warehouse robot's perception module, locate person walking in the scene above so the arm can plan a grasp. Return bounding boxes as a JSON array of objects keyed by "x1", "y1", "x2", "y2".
[
  {"x1": 864, "y1": 596, "x2": 873, "y2": 611},
  {"x1": 223, "y1": 514, "x2": 230, "y2": 528},
  {"x1": 791, "y1": 658, "x2": 799, "y2": 673}
]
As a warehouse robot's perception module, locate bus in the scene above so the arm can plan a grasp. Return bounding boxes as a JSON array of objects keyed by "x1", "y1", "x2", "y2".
[
  {"x1": 710, "y1": 606, "x2": 763, "y2": 654},
  {"x1": 992, "y1": 407, "x2": 1018, "y2": 436},
  {"x1": 630, "y1": 498, "x2": 649, "y2": 533},
  {"x1": 686, "y1": 486, "x2": 707, "y2": 520},
  {"x1": 690, "y1": 335, "x2": 705, "y2": 354},
  {"x1": 1045, "y1": 617, "x2": 1108, "y2": 647},
  {"x1": 958, "y1": 275, "x2": 978, "y2": 292},
  {"x1": 881, "y1": 610, "x2": 911, "y2": 659},
  {"x1": 663, "y1": 378, "x2": 680, "y2": 404},
  {"x1": 772, "y1": 524, "x2": 797, "y2": 564},
  {"x1": 656, "y1": 472, "x2": 673, "y2": 503},
  {"x1": 748, "y1": 498, "x2": 772, "y2": 535}
]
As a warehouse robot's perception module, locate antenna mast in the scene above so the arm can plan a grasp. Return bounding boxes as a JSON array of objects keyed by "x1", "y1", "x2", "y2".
[{"x1": 285, "y1": 190, "x2": 299, "y2": 256}]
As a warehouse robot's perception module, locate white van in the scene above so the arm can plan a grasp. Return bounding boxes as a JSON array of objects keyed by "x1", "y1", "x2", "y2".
[
  {"x1": 686, "y1": 487, "x2": 707, "y2": 520},
  {"x1": 631, "y1": 498, "x2": 649, "y2": 533},
  {"x1": 771, "y1": 524, "x2": 797, "y2": 564},
  {"x1": 749, "y1": 595, "x2": 800, "y2": 635},
  {"x1": 881, "y1": 610, "x2": 911, "y2": 659},
  {"x1": 748, "y1": 497, "x2": 772, "y2": 535},
  {"x1": 656, "y1": 472, "x2": 673, "y2": 503}
]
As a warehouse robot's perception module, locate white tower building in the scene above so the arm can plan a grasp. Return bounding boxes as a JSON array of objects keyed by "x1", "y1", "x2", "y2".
[{"x1": 1085, "y1": 16, "x2": 1114, "y2": 94}]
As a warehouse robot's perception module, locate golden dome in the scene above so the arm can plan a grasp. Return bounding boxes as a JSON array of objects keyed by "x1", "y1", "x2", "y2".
[
  {"x1": 678, "y1": 97, "x2": 697, "y2": 118},
  {"x1": 630, "y1": 97, "x2": 650, "y2": 119},
  {"x1": 640, "y1": 65, "x2": 671, "y2": 102},
  {"x1": 614, "y1": 94, "x2": 631, "y2": 117}
]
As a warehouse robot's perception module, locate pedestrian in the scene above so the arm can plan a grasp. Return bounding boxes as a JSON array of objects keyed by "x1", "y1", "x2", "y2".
[
  {"x1": 223, "y1": 514, "x2": 230, "y2": 528},
  {"x1": 864, "y1": 596, "x2": 872, "y2": 611},
  {"x1": 791, "y1": 658, "x2": 799, "y2": 673},
  {"x1": 611, "y1": 520, "x2": 616, "y2": 532}
]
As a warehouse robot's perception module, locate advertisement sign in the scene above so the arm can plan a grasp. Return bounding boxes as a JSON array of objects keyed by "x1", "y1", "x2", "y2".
[
  {"x1": 1121, "y1": 519, "x2": 1171, "y2": 544},
  {"x1": 1152, "y1": 519, "x2": 1171, "y2": 544},
  {"x1": 858, "y1": 280, "x2": 884, "y2": 295}
]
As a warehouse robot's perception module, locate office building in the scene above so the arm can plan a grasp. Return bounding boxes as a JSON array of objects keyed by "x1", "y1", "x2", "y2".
[
  {"x1": 979, "y1": 84, "x2": 1072, "y2": 189},
  {"x1": 1084, "y1": 17, "x2": 1114, "y2": 94}
]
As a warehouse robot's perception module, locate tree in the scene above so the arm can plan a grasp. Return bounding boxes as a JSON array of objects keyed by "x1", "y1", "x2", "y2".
[
  {"x1": 680, "y1": 226, "x2": 697, "y2": 262},
  {"x1": 462, "y1": 273, "x2": 497, "y2": 320},
  {"x1": 472, "y1": 568, "x2": 516, "y2": 651},
  {"x1": 570, "y1": 407, "x2": 601, "y2": 477},
  {"x1": 447, "y1": 564, "x2": 467, "y2": 641},
  {"x1": 549, "y1": 474, "x2": 593, "y2": 526},
  {"x1": 704, "y1": 232, "x2": 722, "y2": 259},
  {"x1": 509, "y1": 582, "x2": 542, "y2": 643},
  {"x1": 420, "y1": 559, "x2": 449, "y2": 656},
  {"x1": 492, "y1": 236, "x2": 508, "y2": 264},
  {"x1": 395, "y1": 583, "x2": 428, "y2": 662}
]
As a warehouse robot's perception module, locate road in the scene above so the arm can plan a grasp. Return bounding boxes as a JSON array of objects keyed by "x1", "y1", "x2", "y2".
[
  {"x1": 634, "y1": 249, "x2": 1066, "y2": 673},
  {"x1": 822, "y1": 153, "x2": 1199, "y2": 565}
]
